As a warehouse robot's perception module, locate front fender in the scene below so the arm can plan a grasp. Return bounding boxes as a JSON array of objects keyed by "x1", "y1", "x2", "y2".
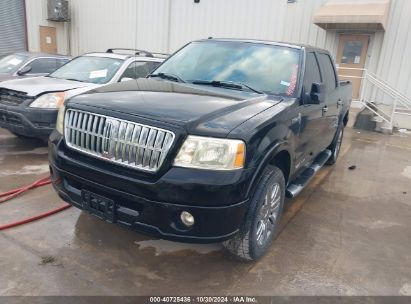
[
  {"x1": 246, "y1": 141, "x2": 292, "y2": 198},
  {"x1": 228, "y1": 99, "x2": 298, "y2": 199}
]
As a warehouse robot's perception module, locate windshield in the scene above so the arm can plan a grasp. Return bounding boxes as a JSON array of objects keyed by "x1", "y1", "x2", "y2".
[
  {"x1": 0, "y1": 54, "x2": 28, "y2": 74},
  {"x1": 154, "y1": 41, "x2": 301, "y2": 96},
  {"x1": 49, "y1": 56, "x2": 123, "y2": 84}
]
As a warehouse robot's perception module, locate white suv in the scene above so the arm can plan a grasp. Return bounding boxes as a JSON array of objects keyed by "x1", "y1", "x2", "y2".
[{"x1": 0, "y1": 49, "x2": 165, "y2": 140}]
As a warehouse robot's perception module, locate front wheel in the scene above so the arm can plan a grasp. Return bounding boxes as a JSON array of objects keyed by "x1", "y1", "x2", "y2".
[
  {"x1": 11, "y1": 131, "x2": 29, "y2": 139},
  {"x1": 326, "y1": 124, "x2": 344, "y2": 165},
  {"x1": 223, "y1": 166, "x2": 285, "y2": 261}
]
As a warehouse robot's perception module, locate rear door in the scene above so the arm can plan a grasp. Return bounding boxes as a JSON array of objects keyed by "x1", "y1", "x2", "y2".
[{"x1": 317, "y1": 52, "x2": 340, "y2": 149}]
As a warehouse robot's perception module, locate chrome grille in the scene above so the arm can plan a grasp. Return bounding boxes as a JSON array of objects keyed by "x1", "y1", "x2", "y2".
[
  {"x1": 0, "y1": 89, "x2": 33, "y2": 106},
  {"x1": 64, "y1": 109, "x2": 175, "y2": 172}
]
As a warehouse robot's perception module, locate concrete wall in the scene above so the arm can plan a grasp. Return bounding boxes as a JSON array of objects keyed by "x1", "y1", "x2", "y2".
[{"x1": 25, "y1": 0, "x2": 411, "y2": 101}]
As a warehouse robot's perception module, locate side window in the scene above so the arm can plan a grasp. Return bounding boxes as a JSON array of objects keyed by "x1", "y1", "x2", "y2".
[
  {"x1": 28, "y1": 58, "x2": 62, "y2": 74},
  {"x1": 303, "y1": 52, "x2": 322, "y2": 94},
  {"x1": 317, "y1": 53, "x2": 337, "y2": 91},
  {"x1": 56, "y1": 59, "x2": 69, "y2": 69},
  {"x1": 148, "y1": 61, "x2": 161, "y2": 72},
  {"x1": 120, "y1": 61, "x2": 155, "y2": 81}
]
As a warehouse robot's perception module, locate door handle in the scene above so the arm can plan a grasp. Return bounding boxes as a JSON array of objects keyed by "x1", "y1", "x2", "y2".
[
  {"x1": 322, "y1": 105, "x2": 328, "y2": 113},
  {"x1": 337, "y1": 99, "x2": 343, "y2": 108}
]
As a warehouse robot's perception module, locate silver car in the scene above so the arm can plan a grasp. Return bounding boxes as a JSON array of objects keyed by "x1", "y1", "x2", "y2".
[{"x1": 0, "y1": 52, "x2": 71, "y2": 82}]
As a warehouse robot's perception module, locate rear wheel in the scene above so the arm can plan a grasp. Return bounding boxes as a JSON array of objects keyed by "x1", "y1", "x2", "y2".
[
  {"x1": 326, "y1": 124, "x2": 344, "y2": 165},
  {"x1": 223, "y1": 166, "x2": 285, "y2": 261}
]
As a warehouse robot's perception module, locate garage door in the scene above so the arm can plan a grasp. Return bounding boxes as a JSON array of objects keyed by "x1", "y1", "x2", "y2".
[{"x1": 0, "y1": 0, "x2": 27, "y2": 58}]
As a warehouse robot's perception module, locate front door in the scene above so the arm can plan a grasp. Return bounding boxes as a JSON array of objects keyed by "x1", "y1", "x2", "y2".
[
  {"x1": 336, "y1": 34, "x2": 369, "y2": 99},
  {"x1": 295, "y1": 52, "x2": 325, "y2": 173}
]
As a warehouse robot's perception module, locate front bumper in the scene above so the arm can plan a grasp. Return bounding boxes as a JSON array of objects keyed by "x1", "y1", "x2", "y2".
[
  {"x1": 0, "y1": 104, "x2": 57, "y2": 140},
  {"x1": 49, "y1": 132, "x2": 253, "y2": 243}
]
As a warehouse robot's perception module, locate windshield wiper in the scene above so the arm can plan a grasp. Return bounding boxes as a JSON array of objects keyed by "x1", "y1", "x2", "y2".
[
  {"x1": 191, "y1": 80, "x2": 264, "y2": 94},
  {"x1": 66, "y1": 78, "x2": 87, "y2": 83},
  {"x1": 149, "y1": 72, "x2": 186, "y2": 83}
]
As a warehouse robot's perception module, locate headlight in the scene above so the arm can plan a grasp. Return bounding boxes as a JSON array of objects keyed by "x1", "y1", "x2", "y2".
[
  {"x1": 29, "y1": 92, "x2": 66, "y2": 108},
  {"x1": 56, "y1": 105, "x2": 65, "y2": 134},
  {"x1": 174, "y1": 136, "x2": 245, "y2": 170}
]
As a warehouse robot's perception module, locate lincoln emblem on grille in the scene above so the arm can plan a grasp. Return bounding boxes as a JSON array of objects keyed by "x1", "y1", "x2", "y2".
[{"x1": 101, "y1": 119, "x2": 119, "y2": 158}]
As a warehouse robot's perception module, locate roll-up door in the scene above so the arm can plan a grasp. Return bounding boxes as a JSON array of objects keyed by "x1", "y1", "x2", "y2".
[{"x1": 0, "y1": 0, "x2": 27, "y2": 58}]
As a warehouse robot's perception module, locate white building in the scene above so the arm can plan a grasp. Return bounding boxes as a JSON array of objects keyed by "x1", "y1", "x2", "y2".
[{"x1": 1, "y1": 0, "x2": 410, "y2": 129}]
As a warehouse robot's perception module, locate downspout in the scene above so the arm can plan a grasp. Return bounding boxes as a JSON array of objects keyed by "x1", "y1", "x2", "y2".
[
  {"x1": 166, "y1": 0, "x2": 172, "y2": 53},
  {"x1": 22, "y1": 0, "x2": 29, "y2": 51}
]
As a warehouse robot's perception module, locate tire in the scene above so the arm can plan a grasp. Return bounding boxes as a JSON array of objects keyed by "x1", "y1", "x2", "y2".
[
  {"x1": 11, "y1": 132, "x2": 29, "y2": 139},
  {"x1": 223, "y1": 166, "x2": 285, "y2": 261},
  {"x1": 11, "y1": 132, "x2": 48, "y2": 144},
  {"x1": 325, "y1": 123, "x2": 344, "y2": 165}
]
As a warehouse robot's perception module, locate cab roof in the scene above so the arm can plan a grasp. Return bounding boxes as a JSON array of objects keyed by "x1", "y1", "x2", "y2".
[{"x1": 199, "y1": 38, "x2": 328, "y2": 53}]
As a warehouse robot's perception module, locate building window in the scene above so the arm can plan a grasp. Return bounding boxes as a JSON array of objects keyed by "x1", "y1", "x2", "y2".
[{"x1": 341, "y1": 40, "x2": 364, "y2": 64}]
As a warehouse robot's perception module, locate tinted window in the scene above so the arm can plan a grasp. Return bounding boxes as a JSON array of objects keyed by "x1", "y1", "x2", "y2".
[
  {"x1": 29, "y1": 58, "x2": 70, "y2": 74},
  {"x1": 149, "y1": 61, "x2": 161, "y2": 72},
  {"x1": 317, "y1": 53, "x2": 337, "y2": 90},
  {"x1": 120, "y1": 61, "x2": 158, "y2": 80},
  {"x1": 303, "y1": 52, "x2": 322, "y2": 93},
  {"x1": 0, "y1": 54, "x2": 28, "y2": 73},
  {"x1": 56, "y1": 58, "x2": 69, "y2": 68},
  {"x1": 155, "y1": 41, "x2": 301, "y2": 96},
  {"x1": 50, "y1": 56, "x2": 123, "y2": 84}
]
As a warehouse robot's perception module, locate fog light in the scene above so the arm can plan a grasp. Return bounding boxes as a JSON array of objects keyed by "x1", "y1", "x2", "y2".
[{"x1": 180, "y1": 211, "x2": 195, "y2": 227}]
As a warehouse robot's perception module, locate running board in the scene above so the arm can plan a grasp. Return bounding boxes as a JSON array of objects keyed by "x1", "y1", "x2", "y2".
[{"x1": 286, "y1": 149, "x2": 332, "y2": 198}]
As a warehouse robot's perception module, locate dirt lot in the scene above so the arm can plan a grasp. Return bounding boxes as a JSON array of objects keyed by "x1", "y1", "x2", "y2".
[{"x1": 0, "y1": 126, "x2": 410, "y2": 296}]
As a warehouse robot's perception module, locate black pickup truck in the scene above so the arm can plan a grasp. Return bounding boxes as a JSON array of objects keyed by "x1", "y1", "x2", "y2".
[{"x1": 49, "y1": 39, "x2": 352, "y2": 261}]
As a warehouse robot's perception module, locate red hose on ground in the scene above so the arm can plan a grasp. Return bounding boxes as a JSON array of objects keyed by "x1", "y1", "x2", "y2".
[
  {"x1": 0, "y1": 176, "x2": 51, "y2": 203},
  {"x1": 0, "y1": 204, "x2": 71, "y2": 231},
  {"x1": 0, "y1": 176, "x2": 71, "y2": 231}
]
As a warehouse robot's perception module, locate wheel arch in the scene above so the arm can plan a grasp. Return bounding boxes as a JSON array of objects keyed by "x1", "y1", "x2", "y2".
[
  {"x1": 246, "y1": 141, "x2": 292, "y2": 198},
  {"x1": 269, "y1": 150, "x2": 291, "y2": 184}
]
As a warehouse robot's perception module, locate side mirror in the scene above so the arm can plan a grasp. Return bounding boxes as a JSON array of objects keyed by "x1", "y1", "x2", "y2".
[
  {"x1": 17, "y1": 65, "x2": 32, "y2": 76},
  {"x1": 305, "y1": 82, "x2": 325, "y2": 104},
  {"x1": 120, "y1": 77, "x2": 134, "y2": 82}
]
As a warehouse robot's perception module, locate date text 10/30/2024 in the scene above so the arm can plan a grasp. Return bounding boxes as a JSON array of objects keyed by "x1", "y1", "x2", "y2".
[{"x1": 149, "y1": 297, "x2": 258, "y2": 303}]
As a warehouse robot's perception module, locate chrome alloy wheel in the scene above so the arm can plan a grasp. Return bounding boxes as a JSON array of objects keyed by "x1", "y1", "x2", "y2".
[{"x1": 256, "y1": 183, "x2": 282, "y2": 247}]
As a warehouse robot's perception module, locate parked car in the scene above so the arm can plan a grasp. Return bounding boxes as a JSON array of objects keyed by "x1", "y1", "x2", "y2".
[
  {"x1": 0, "y1": 52, "x2": 71, "y2": 82},
  {"x1": 0, "y1": 49, "x2": 164, "y2": 141},
  {"x1": 49, "y1": 39, "x2": 352, "y2": 261}
]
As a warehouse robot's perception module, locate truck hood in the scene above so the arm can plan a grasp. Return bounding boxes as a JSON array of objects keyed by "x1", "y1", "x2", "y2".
[
  {"x1": 0, "y1": 76, "x2": 96, "y2": 97},
  {"x1": 68, "y1": 78, "x2": 283, "y2": 136}
]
